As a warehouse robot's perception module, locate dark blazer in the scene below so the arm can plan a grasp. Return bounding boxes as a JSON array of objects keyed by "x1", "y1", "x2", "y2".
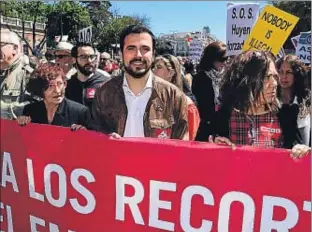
[
  {"x1": 23, "y1": 98, "x2": 91, "y2": 128},
  {"x1": 66, "y1": 71, "x2": 111, "y2": 112},
  {"x1": 192, "y1": 69, "x2": 216, "y2": 141}
]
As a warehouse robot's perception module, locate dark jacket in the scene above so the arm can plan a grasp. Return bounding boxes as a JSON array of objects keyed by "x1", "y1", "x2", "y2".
[
  {"x1": 65, "y1": 71, "x2": 110, "y2": 112},
  {"x1": 192, "y1": 69, "x2": 217, "y2": 141},
  {"x1": 23, "y1": 98, "x2": 91, "y2": 128},
  {"x1": 213, "y1": 104, "x2": 302, "y2": 149},
  {"x1": 91, "y1": 74, "x2": 188, "y2": 139}
]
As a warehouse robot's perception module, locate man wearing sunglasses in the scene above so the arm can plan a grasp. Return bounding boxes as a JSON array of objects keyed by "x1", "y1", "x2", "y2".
[
  {"x1": 65, "y1": 42, "x2": 110, "y2": 112},
  {"x1": 54, "y1": 41, "x2": 76, "y2": 79},
  {"x1": 0, "y1": 30, "x2": 33, "y2": 119}
]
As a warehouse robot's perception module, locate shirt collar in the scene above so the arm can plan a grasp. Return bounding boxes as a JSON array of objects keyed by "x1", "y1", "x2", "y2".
[{"x1": 123, "y1": 71, "x2": 153, "y2": 90}]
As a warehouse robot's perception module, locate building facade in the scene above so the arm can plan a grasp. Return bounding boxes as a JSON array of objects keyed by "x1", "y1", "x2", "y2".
[{"x1": 159, "y1": 28, "x2": 218, "y2": 57}]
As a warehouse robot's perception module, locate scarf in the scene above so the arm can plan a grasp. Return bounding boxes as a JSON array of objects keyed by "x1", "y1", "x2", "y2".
[{"x1": 205, "y1": 69, "x2": 221, "y2": 105}]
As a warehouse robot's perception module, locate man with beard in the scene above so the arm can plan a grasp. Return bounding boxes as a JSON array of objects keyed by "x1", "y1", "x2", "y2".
[
  {"x1": 92, "y1": 25, "x2": 189, "y2": 139},
  {"x1": 0, "y1": 30, "x2": 33, "y2": 119},
  {"x1": 65, "y1": 42, "x2": 111, "y2": 112}
]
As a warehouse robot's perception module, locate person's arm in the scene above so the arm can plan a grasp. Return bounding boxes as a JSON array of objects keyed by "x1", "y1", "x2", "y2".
[
  {"x1": 89, "y1": 85, "x2": 114, "y2": 134},
  {"x1": 77, "y1": 106, "x2": 92, "y2": 129},
  {"x1": 192, "y1": 73, "x2": 215, "y2": 121},
  {"x1": 172, "y1": 93, "x2": 189, "y2": 140}
]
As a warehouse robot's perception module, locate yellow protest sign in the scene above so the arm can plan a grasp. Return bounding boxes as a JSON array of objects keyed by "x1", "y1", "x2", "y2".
[{"x1": 242, "y1": 5, "x2": 299, "y2": 55}]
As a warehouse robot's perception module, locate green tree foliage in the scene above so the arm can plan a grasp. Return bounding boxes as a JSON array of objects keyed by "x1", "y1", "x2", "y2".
[
  {"x1": 1, "y1": 0, "x2": 150, "y2": 53},
  {"x1": 0, "y1": 1, "x2": 47, "y2": 22},
  {"x1": 46, "y1": 1, "x2": 91, "y2": 45},
  {"x1": 97, "y1": 12, "x2": 150, "y2": 52},
  {"x1": 273, "y1": 1, "x2": 311, "y2": 49}
]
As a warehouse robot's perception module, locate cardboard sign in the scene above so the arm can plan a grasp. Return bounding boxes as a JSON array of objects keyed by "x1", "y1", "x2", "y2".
[
  {"x1": 188, "y1": 39, "x2": 203, "y2": 61},
  {"x1": 78, "y1": 26, "x2": 92, "y2": 43},
  {"x1": 296, "y1": 32, "x2": 311, "y2": 64},
  {"x1": 55, "y1": 35, "x2": 68, "y2": 42},
  {"x1": 0, "y1": 120, "x2": 311, "y2": 231},
  {"x1": 226, "y1": 3, "x2": 260, "y2": 56},
  {"x1": 242, "y1": 5, "x2": 299, "y2": 55},
  {"x1": 291, "y1": 34, "x2": 300, "y2": 49}
]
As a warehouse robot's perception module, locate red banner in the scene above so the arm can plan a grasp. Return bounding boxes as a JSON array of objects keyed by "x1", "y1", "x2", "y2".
[{"x1": 1, "y1": 119, "x2": 311, "y2": 232}]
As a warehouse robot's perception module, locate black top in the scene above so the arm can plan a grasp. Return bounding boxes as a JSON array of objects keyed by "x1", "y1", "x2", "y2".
[
  {"x1": 23, "y1": 98, "x2": 91, "y2": 128},
  {"x1": 192, "y1": 70, "x2": 217, "y2": 141},
  {"x1": 65, "y1": 71, "x2": 110, "y2": 112}
]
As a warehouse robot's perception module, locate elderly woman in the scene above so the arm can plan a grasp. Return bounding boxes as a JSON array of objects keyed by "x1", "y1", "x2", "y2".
[
  {"x1": 211, "y1": 51, "x2": 310, "y2": 158},
  {"x1": 153, "y1": 54, "x2": 200, "y2": 141},
  {"x1": 276, "y1": 55, "x2": 311, "y2": 145},
  {"x1": 17, "y1": 63, "x2": 91, "y2": 130}
]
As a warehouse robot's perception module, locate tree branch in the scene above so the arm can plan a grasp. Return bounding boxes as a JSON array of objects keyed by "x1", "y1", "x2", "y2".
[{"x1": 4, "y1": 23, "x2": 34, "y2": 54}]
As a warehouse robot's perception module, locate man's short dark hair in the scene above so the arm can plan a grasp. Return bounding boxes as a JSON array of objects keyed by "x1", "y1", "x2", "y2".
[
  {"x1": 119, "y1": 25, "x2": 156, "y2": 53},
  {"x1": 71, "y1": 42, "x2": 96, "y2": 58}
]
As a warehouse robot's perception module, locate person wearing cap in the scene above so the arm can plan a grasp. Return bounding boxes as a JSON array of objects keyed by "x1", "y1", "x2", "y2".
[
  {"x1": 99, "y1": 52, "x2": 114, "y2": 74},
  {"x1": 54, "y1": 41, "x2": 76, "y2": 79},
  {"x1": 0, "y1": 30, "x2": 34, "y2": 119}
]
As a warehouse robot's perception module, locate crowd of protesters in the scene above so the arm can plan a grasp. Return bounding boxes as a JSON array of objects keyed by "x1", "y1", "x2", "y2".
[{"x1": 1, "y1": 25, "x2": 311, "y2": 158}]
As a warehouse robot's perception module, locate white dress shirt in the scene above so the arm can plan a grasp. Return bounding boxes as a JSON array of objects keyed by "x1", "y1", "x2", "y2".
[{"x1": 122, "y1": 73, "x2": 153, "y2": 137}]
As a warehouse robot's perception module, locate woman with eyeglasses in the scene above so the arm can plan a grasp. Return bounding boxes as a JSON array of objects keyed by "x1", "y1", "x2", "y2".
[
  {"x1": 192, "y1": 41, "x2": 227, "y2": 141},
  {"x1": 276, "y1": 55, "x2": 311, "y2": 145},
  {"x1": 16, "y1": 63, "x2": 91, "y2": 131},
  {"x1": 211, "y1": 51, "x2": 311, "y2": 159},
  {"x1": 153, "y1": 54, "x2": 200, "y2": 140}
]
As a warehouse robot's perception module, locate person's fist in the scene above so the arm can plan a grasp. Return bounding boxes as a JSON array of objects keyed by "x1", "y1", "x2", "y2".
[
  {"x1": 70, "y1": 124, "x2": 87, "y2": 131},
  {"x1": 17, "y1": 116, "x2": 31, "y2": 126},
  {"x1": 290, "y1": 144, "x2": 311, "y2": 159}
]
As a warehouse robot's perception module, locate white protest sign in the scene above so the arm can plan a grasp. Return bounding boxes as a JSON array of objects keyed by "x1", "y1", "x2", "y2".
[
  {"x1": 226, "y1": 3, "x2": 260, "y2": 56},
  {"x1": 55, "y1": 35, "x2": 68, "y2": 42},
  {"x1": 188, "y1": 39, "x2": 203, "y2": 61},
  {"x1": 296, "y1": 32, "x2": 311, "y2": 64},
  {"x1": 78, "y1": 26, "x2": 92, "y2": 43},
  {"x1": 291, "y1": 34, "x2": 300, "y2": 49}
]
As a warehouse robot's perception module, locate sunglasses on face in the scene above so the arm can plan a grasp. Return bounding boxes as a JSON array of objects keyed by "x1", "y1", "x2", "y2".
[
  {"x1": 218, "y1": 56, "x2": 228, "y2": 63},
  {"x1": 55, "y1": 54, "x2": 71, "y2": 59},
  {"x1": 77, "y1": 55, "x2": 97, "y2": 61}
]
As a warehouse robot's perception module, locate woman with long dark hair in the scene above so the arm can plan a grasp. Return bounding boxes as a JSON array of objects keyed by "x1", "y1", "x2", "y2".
[
  {"x1": 192, "y1": 41, "x2": 227, "y2": 141},
  {"x1": 212, "y1": 50, "x2": 310, "y2": 158},
  {"x1": 276, "y1": 55, "x2": 311, "y2": 145}
]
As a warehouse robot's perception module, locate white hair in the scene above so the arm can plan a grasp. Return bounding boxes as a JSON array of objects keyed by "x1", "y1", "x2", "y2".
[{"x1": 2, "y1": 30, "x2": 21, "y2": 46}]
